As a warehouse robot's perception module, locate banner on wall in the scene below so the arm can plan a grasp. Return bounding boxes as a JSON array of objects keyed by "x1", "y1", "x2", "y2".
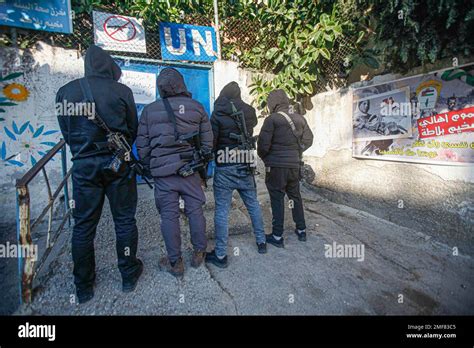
[
  {"x1": 119, "y1": 70, "x2": 156, "y2": 104},
  {"x1": 0, "y1": 0, "x2": 73, "y2": 34},
  {"x1": 352, "y1": 63, "x2": 474, "y2": 165},
  {"x1": 353, "y1": 87, "x2": 412, "y2": 142},
  {"x1": 159, "y1": 22, "x2": 218, "y2": 62},
  {"x1": 93, "y1": 11, "x2": 147, "y2": 53}
]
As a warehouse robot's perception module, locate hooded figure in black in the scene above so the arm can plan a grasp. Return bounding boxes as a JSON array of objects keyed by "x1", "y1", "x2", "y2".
[
  {"x1": 57, "y1": 45, "x2": 138, "y2": 160},
  {"x1": 136, "y1": 67, "x2": 212, "y2": 276},
  {"x1": 56, "y1": 45, "x2": 142, "y2": 303},
  {"x1": 211, "y1": 81, "x2": 257, "y2": 156},
  {"x1": 257, "y1": 89, "x2": 313, "y2": 167},
  {"x1": 257, "y1": 89, "x2": 314, "y2": 247},
  {"x1": 205, "y1": 82, "x2": 267, "y2": 268}
]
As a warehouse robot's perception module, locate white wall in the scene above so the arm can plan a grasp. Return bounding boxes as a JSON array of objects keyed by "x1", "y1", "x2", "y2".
[
  {"x1": 302, "y1": 76, "x2": 473, "y2": 253},
  {"x1": 213, "y1": 59, "x2": 473, "y2": 253},
  {"x1": 213, "y1": 60, "x2": 260, "y2": 108},
  {"x1": 0, "y1": 43, "x2": 84, "y2": 226},
  {"x1": 304, "y1": 87, "x2": 474, "y2": 183}
]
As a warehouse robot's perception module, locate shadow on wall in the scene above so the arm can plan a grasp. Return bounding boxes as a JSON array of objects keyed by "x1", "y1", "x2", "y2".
[{"x1": 305, "y1": 150, "x2": 474, "y2": 256}]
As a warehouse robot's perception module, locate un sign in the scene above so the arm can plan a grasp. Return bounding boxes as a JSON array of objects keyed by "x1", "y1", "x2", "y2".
[{"x1": 159, "y1": 22, "x2": 218, "y2": 63}]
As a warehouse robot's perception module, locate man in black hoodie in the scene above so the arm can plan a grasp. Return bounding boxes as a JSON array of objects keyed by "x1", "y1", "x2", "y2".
[
  {"x1": 257, "y1": 89, "x2": 313, "y2": 247},
  {"x1": 56, "y1": 45, "x2": 143, "y2": 303},
  {"x1": 205, "y1": 82, "x2": 266, "y2": 268},
  {"x1": 136, "y1": 67, "x2": 213, "y2": 277}
]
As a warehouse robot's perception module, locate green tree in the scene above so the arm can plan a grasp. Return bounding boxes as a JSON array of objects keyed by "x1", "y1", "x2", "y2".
[
  {"x1": 48, "y1": 1, "x2": 474, "y2": 110},
  {"x1": 240, "y1": 0, "x2": 363, "y2": 109},
  {"x1": 342, "y1": 0, "x2": 474, "y2": 73}
]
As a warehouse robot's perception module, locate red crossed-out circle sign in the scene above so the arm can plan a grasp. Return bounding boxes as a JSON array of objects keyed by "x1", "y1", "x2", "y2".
[{"x1": 103, "y1": 15, "x2": 137, "y2": 42}]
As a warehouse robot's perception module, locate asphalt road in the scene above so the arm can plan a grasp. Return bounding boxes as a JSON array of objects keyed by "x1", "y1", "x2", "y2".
[{"x1": 17, "y1": 177, "x2": 474, "y2": 315}]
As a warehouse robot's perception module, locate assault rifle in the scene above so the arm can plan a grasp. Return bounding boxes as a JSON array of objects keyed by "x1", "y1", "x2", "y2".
[
  {"x1": 177, "y1": 131, "x2": 214, "y2": 187},
  {"x1": 228, "y1": 102, "x2": 258, "y2": 176},
  {"x1": 79, "y1": 78, "x2": 153, "y2": 189}
]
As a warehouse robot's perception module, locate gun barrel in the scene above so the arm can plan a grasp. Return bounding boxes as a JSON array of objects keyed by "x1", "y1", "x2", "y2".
[{"x1": 142, "y1": 175, "x2": 153, "y2": 189}]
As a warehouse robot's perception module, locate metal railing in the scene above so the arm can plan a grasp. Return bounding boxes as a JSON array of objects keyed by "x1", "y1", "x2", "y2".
[{"x1": 16, "y1": 139, "x2": 72, "y2": 304}]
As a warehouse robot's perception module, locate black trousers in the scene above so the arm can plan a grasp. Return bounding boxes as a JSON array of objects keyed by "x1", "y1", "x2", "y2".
[
  {"x1": 71, "y1": 155, "x2": 140, "y2": 291},
  {"x1": 265, "y1": 167, "x2": 306, "y2": 237}
]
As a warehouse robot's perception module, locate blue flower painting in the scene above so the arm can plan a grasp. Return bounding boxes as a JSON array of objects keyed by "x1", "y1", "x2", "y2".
[{"x1": 2, "y1": 120, "x2": 59, "y2": 167}]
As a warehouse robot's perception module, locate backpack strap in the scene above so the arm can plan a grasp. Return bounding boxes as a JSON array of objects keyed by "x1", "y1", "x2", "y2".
[{"x1": 277, "y1": 111, "x2": 296, "y2": 133}]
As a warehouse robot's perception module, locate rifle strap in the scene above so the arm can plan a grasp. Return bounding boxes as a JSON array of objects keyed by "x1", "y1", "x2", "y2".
[
  {"x1": 163, "y1": 98, "x2": 179, "y2": 141},
  {"x1": 78, "y1": 77, "x2": 111, "y2": 134},
  {"x1": 163, "y1": 98, "x2": 203, "y2": 162},
  {"x1": 277, "y1": 111, "x2": 303, "y2": 159}
]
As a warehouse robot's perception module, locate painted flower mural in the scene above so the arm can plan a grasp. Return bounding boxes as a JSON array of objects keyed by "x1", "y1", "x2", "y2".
[
  {"x1": 2, "y1": 121, "x2": 59, "y2": 167},
  {"x1": 3, "y1": 83, "x2": 29, "y2": 102},
  {"x1": 0, "y1": 72, "x2": 29, "y2": 121}
]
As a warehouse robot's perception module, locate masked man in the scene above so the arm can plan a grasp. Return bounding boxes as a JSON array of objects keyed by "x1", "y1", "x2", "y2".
[
  {"x1": 257, "y1": 89, "x2": 314, "y2": 247},
  {"x1": 137, "y1": 68, "x2": 213, "y2": 277},
  {"x1": 206, "y1": 82, "x2": 267, "y2": 269},
  {"x1": 56, "y1": 45, "x2": 142, "y2": 303}
]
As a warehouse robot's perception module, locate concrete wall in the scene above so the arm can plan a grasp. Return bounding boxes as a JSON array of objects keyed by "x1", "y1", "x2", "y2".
[
  {"x1": 0, "y1": 43, "x2": 83, "y2": 229},
  {"x1": 0, "y1": 42, "x2": 83, "y2": 314},
  {"x1": 1, "y1": 46, "x2": 471, "y2": 253},
  {"x1": 303, "y1": 84, "x2": 474, "y2": 256},
  {"x1": 213, "y1": 59, "x2": 473, "y2": 256}
]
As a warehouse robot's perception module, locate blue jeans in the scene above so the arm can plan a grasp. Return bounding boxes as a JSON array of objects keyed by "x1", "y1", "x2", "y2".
[{"x1": 213, "y1": 165, "x2": 265, "y2": 258}]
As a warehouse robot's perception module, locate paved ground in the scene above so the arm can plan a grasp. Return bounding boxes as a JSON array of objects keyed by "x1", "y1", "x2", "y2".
[
  {"x1": 0, "y1": 222, "x2": 18, "y2": 315},
  {"x1": 17, "y1": 175, "x2": 474, "y2": 315}
]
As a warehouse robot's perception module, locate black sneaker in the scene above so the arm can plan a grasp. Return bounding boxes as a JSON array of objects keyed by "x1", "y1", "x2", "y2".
[
  {"x1": 294, "y1": 229, "x2": 307, "y2": 242},
  {"x1": 205, "y1": 250, "x2": 228, "y2": 268},
  {"x1": 122, "y1": 259, "x2": 144, "y2": 293},
  {"x1": 266, "y1": 234, "x2": 284, "y2": 248},
  {"x1": 257, "y1": 242, "x2": 267, "y2": 254},
  {"x1": 77, "y1": 288, "x2": 94, "y2": 304}
]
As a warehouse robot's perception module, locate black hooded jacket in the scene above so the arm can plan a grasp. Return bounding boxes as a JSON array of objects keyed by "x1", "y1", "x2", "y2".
[
  {"x1": 211, "y1": 82, "x2": 257, "y2": 165},
  {"x1": 56, "y1": 45, "x2": 138, "y2": 160},
  {"x1": 257, "y1": 89, "x2": 313, "y2": 168},
  {"x1": 136, "y1": 68, "x2": 213, "y2": 178}
]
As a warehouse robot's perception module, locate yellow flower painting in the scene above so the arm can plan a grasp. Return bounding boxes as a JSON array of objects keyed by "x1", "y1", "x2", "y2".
[{"x1": 3, "y1": 83, "x2": 29, "y2": 102}]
